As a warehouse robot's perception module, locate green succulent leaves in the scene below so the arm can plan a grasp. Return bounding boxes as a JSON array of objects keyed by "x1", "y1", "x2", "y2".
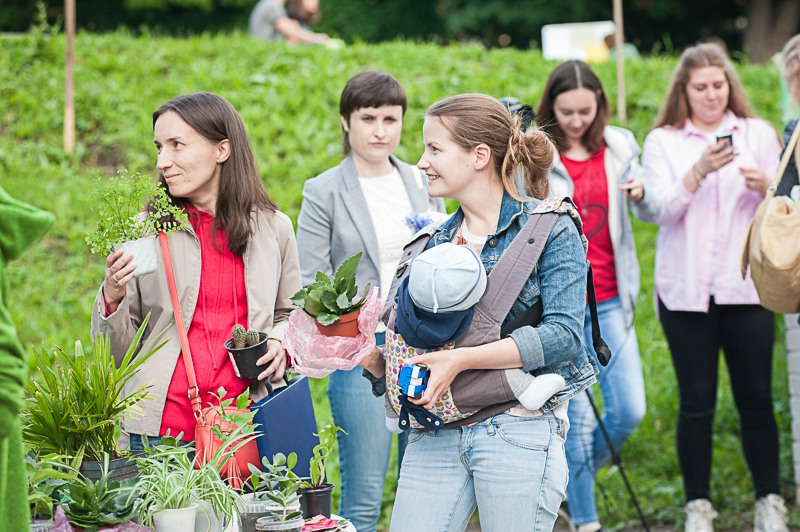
[{"x1": 291, "y1": 252, "x2": 371, "y2": 326}]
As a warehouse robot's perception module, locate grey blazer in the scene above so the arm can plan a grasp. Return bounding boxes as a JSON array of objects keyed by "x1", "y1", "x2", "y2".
[{"x1": 296, "y1": 155, "x2": 446, "y2": 290}]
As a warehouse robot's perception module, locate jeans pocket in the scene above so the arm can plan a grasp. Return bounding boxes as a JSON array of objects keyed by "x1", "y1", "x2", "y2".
[
  {"x1": 407, "y1": 428, "x2": 429, "y2": 445},
  {"x1": 494, "y1": 416, "x2": 552, "y2": 451}
]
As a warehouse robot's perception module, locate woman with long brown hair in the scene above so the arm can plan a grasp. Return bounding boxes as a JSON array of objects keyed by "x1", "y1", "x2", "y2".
[
  {"x1": 636, "y1": 44, "x2": 786, "y2": 532},
  {"x1": 91, "y1": 92, "x2": 301, "y2": 450}
]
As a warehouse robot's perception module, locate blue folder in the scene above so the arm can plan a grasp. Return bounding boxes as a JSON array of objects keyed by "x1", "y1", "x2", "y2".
[{"x1": 250, "y1": 375, "x2": 320, "y2": 480}]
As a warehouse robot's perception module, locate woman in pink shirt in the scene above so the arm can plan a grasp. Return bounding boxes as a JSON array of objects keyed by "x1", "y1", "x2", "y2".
[{"x1": 636, "y1": 44, "x2": 786, "y2": 532}]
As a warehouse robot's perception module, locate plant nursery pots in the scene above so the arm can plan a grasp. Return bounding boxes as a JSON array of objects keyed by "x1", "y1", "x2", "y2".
[
  {"x1": 195, "y1": 500, "x2": 224, "y2": 532},
  {"x1": 225, "y1": 332, "x2": 269, "y2": 379},
  {"x1": 239, "y1": 493, "x2": 297, "y2": 532},
  {"x1": 118, "y1": 236, "x2": 159, "y2": 277},
  {"x1": 255, "y1": 515, "x2": 304, "y2": 532},
  {"x1": 317, "y1": 309, "x2": 360, "y2": 338},
  {"x1": 79, "y1": 454, "x2": 140, "y2": 483},
  {"x1": 153, "y1": 504, "x2": 198, "y2": 532},
  {"x1": 30, "y1": 520, "x2": 54, "y2": 532},
  {"x1": 299, "y1": 484, "x2": 334, "y2": 519}
]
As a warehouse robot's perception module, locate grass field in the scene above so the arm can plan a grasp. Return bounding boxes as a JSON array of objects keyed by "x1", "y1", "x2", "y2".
[{"x1": 0, "y1": 27, "x2": 794, "y2": 530}]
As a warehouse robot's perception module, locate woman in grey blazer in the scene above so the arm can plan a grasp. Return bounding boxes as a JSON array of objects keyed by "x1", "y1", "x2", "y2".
[{"x1": 296, "y1": 71, "x2": 444, "y2": 532}]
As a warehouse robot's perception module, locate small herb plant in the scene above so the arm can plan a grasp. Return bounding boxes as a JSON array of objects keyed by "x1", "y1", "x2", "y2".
[
  {"x1": 85, "y1": 170, "x2": 188, "y2": 255},
  {"x1": 26, "y1": 451, "x2": 81, "y2": 522},
  {"x1": 62, "y1": 453, "x2": 138, "y2": 529},
  {"x1": 302, "y1": 424, "x2": 346, "y2": 489},
  {"x1": 248, "y1": 452, "x2": 302, "y2": 521},
  {"x1": 291, "y1": 252, "x2": 371, "y2": 326}
]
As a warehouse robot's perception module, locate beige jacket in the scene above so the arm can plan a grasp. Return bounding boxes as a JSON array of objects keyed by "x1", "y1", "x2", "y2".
[{"x1": 91, "y1": 210, "x2": 301, "y2": 437}]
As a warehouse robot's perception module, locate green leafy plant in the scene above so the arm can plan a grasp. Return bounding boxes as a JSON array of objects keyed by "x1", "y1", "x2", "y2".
[
  {"x1": 290, "y1": 252, "x2": 371, "y2": 326},
  {"x1": 84, "y1": 171, "x2": 188, "y2": 255},
  {"x1": 302, "y1": 424, "x2": 346, "y2": 489},
  {"x1": 63, "y1": 453, "x2": 138, "y2": 530},
  {"x1": 248, "y1": 452, "x2": 303, "y2": 521},
  {"x1": 26, "y1": 451, "x2": 81, "y2": 522},
  {"x1": 21, "y1": 313, "x2": 165, "y2": 462}
]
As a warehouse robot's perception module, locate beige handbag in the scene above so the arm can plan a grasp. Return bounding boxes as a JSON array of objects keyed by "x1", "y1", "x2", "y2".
[{"x1": 741, "y1": 122, "x2": 800, "y2": 314}]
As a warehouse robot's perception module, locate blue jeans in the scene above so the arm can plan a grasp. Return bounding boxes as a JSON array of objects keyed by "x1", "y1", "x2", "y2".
[
  {"x1": 127, "y1": 433, "x2": 163, "y2": 451},
  {"x1": 565, "y1": 297, "x2": 646, "y2": 525},
  {"x1": 390, "y1": 413, "x2": 568, "y2": 532},
  {"x1": 328, "y1": 365, "x2": 408, "y2": 532}
]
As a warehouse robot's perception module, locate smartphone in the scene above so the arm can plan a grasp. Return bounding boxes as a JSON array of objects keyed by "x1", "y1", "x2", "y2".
[{"x1": 716, "y1": 132, "x2": 733, "y2": 147}]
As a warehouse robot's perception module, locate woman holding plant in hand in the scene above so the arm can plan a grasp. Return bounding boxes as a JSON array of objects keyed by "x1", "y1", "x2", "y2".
[
  {"x1": 636, "y1": 44, "x2": 785, "y2": 532},
  {"x1": 91, "y1": 92, "x2": 301, "y2": 451},
  {"x1": 361, "y1": 93, "x2": 595, "y2": 531},
  {"x1": 295, "y1": 70, "x2": 444, "y2": 532}
]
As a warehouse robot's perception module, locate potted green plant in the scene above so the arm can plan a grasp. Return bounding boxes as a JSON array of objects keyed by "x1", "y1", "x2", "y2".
[
  {"x1": 290, "y1": 252, "x2": 371, "y2": 337},
  {"x1": 298, "y1": 424, "x2": 346, "y2": 519},
  {"x1": 27, "y1": 451, "x2": 81, "y2": 532},
  {"x1": 224, "y1": 325, "x2": 269, "y2": 379},
  {"x1": 85, "y1": 171, "x2": 188, "y2": 277},
  {"x1": 241, "y1": 453, "x2": 302, "y2": 532},
  {"x1": 60, "y1": 453, "x2": 138, "y2": 530},
  {"x1": 21, "y1": 314, "x2": 165, "y2": 482}
]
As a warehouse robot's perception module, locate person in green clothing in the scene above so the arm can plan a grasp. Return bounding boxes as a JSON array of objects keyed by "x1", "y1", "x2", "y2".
[{"x1": 0, "y1": 184, "x2": 54, "y2": 530}]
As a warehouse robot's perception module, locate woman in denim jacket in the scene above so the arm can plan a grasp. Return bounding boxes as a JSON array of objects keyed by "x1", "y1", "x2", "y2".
[
  {"x1": 537, "y1": 60, "x2": 653, "y2": 532},
  {"x1": 361, "y1": 93, "x2": 595, "y2": 531}
]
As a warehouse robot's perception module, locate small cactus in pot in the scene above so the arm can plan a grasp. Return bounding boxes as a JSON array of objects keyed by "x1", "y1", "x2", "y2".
[{"x1": 225, "y1": 324, "x2": 269, "y2": 379}]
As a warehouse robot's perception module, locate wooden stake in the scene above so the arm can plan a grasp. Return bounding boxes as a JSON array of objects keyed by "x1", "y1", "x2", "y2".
[
  {"x1": 64, "y1": 0, "x2": 75, "y2": 153},
  {"x1": 613, "y1": 0, "x2": 627, "y2": 124}
]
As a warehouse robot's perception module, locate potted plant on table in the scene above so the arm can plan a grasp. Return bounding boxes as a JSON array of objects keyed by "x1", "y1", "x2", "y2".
[
  {"x1": 240, "y1": 453, "x2": 303, "y2": 532},
  {"x1": 27, "y1": 451, "x2": 81, "y2": 532},
  {"x1": 224, "y1": 325, "x2": 269, "y2": 379},
  {"x1": 291, "y1": 252, "x2": 371, "y2": 337},
  {"x1": 21, "y1": 314, "x2": 164, "y2": 482},
  {"x1": 85, "y1": 171, "x2": 188, "y2": 277},
  {"x1": 298, "y1": 424, "x2": 346, "y2": 519},
  {"x1": 59, "y1": 453, "x2": 139, "y2": 531}
]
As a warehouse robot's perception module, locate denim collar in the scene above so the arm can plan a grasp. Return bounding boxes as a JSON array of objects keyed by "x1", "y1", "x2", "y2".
[{"x1": 431, "y1": 190, "x2": 526, "y2": 245}]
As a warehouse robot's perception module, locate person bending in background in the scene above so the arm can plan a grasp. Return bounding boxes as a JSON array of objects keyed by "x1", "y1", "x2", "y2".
[
  {"x1": 635, "y1": 43, "x2": 786, "y2": 532},
  {"x1": 536, "y1": 60, "x2": 652, "y2": 532},
  {"x1": 295, "y1": 71, "x2": 444, "y2": 532},
  {"x1": 249, "y1": 0, "x2": 331, "y2": 45}
]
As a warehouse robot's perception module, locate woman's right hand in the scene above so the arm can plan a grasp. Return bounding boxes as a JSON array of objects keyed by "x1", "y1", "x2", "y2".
[
  {"x1": 696, "y1": 140, "x2": 735, "y2": 176},
  {"x1": 358, "y1": 346, "x2": 386, "y2": 379},
  {"x1": 103, "y1": 248, "x2": 136, "y2": 313}
]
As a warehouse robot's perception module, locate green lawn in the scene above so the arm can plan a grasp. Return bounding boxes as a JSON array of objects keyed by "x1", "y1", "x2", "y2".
[{"x1": 0, "y1": 28, "x2": 793, "y2": 530}]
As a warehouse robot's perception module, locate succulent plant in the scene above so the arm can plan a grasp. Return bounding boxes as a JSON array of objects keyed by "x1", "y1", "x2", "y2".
[
  {"x1": 246, "y1": 329, "x2": 261, "y2": 347},
  {"x1": 232, "y1": 324, "x2": 247, "y2": 349},
  {"x1": 290, "y1": 252, "x2": 371, "y2": 326}
]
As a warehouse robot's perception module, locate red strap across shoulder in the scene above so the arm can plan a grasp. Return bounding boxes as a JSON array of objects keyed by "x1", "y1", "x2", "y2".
[{"x1": 158, "y1": 231, "x2": 204, "y2": 423}]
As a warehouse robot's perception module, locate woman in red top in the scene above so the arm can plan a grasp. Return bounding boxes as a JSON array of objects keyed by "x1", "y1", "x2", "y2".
[
  {"x1": 92, "y1": 93, "x2": 301, "y2": 448},
  {"x1": 537, "y1": 61, "x2": 655, "y2": 532}
]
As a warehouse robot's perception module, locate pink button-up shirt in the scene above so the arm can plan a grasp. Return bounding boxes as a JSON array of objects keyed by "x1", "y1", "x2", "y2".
[{"x1": 637, "y1": 112, "x2": 781, "y2": 312}]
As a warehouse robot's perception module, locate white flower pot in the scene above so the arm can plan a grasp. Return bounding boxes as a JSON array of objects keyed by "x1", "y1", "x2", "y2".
[
  {"x1": 118, "y1": 235, "x2": 158, "y2": 277},
  {"x1": 30, "y1": 520, "x2": 54, "y2": 532},
  {"x1": 153, "y1": 504, "x2": 198, "y2": 532},
  {"x1": 195, "y1": 499, "x2": 225, "y2": 532}
]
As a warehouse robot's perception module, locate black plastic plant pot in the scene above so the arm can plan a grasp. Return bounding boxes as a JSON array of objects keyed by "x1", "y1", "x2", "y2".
[
  {"x1": 299, "y1": 484, "x2": 334, "y2": 519},
  {"x1": 225, "y1": 332, "x2": 269, "y2": 379},
  {"x1": 79, "y1": 454, "x2": 139, "y2": 482}
]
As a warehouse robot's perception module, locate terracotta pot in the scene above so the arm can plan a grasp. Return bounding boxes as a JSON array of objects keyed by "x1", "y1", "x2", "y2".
[
  {"x1": 225, "y1": 332, "x2": 269, "y2": 378},
  {"x1": 317, "y1": 310, "x2": 360, "y2": 338}
]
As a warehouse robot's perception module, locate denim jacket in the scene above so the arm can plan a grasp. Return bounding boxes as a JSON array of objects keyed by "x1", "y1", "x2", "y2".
[{"x1": 425, "y1": 192, "x2": 597, "y2": 411}]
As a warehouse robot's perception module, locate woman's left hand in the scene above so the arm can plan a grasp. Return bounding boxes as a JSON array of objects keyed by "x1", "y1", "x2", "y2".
[
  {"x1": 406, "y1": 348, "x2": 467, "y2": 410},
  {"x1": 618, "y1": 178, "x2": 645, "y2": 202},
  {"x1": 739, "y1": 166, "x2": 770, "y2": 194},
  {"x1": 256, "y1": 339, "x2": 288, "y2": 382}
]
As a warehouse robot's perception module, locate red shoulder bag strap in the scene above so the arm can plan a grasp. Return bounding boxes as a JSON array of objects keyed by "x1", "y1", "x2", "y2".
[{"x1": 158, "y1": 231, "x2": 204, "y2": 423}]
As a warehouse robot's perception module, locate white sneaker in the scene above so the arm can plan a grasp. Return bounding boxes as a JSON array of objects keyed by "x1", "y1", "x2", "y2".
[
  {"x1": 754, "y1": 494, "x2": 789, "y2": 532},
  {"x1": 685, "y1": 499, "x2": 717, "y2": 532}
]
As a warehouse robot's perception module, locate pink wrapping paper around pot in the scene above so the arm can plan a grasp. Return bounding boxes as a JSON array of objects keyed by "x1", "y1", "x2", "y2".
[{"x1": 285, "y1": 288, "x2": 381, "y2": 377}]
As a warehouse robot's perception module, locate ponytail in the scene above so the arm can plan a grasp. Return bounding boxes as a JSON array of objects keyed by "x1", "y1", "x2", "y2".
[{"x1": 501, "y1": 115, "x2": 554, "y2": 201}]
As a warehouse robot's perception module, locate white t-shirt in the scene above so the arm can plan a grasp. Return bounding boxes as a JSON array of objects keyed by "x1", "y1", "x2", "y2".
[{"x1": 358, "y1": 168, "x2": 414, "y2": 302}]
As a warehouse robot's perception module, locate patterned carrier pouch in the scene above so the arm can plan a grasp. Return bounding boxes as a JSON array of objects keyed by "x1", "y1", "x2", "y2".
[{"x1": 382, "y1": 197, "x2": 585, "y2": 429}]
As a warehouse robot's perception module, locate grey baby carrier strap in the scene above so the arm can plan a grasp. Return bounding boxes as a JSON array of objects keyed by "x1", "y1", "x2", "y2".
[{"x1": 381, "y1": 211, "x2": 561, "y2": 429}]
